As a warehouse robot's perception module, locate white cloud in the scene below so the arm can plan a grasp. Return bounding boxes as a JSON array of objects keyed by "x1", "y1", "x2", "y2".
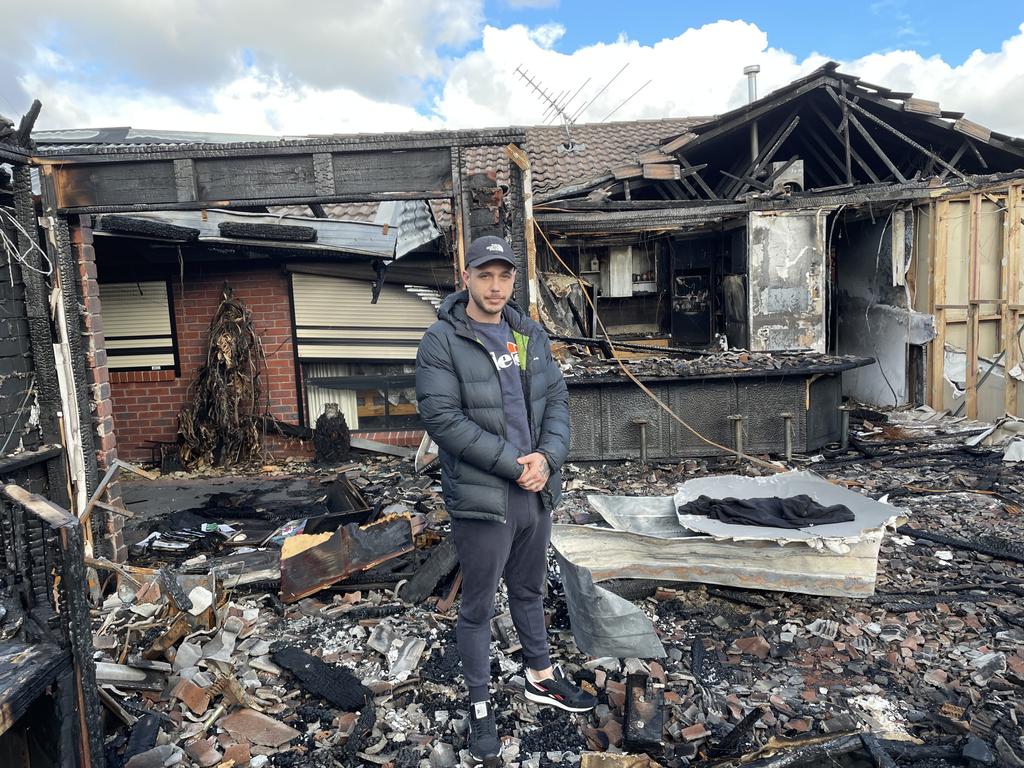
[
  {"x1": 21, "y1": 70, "x2": 443, "y2": 135},
  {"x1": 5, "y1": 11, "x2": 1024, "y2": 141},
  {"x1": 2, "y1": 0, "x2": 484, "y2": 123},
  {"x1": 434, "y1": 20, "x2": 1024, "y2": 137},
  {"x1": 435, "y1": 21, "x2": 810, "y2": 128}
]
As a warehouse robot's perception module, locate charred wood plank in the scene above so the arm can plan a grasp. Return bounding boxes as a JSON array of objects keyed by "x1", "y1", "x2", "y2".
[
  {"x1": 830, "y1": 87, "x2": 978, "y2": 186},
  {"x1": 0, "y1": 445, "x2": 63, "y2": 476},
  {"x1": 279, "y1": 515, "x2": 415, "y2": 603},
  {"x1": 827, "y1": 93, "x2": 908, "y2": 183},
  {"x1": 398, "y1": 536, "x2": 458, "y2": 605},
  {"x1": 734, "y1": 114, "x2": 801, "y2": 197},
  {"x1": 14, "y1": 100, "x2": 42, "y2": 149},
  {"x1": 808, "y1": 102, "x2": 881, "y2": 183},
  {"x1": 0, "y1": 643, "x2": 71, "y2": 736},
  {"x1": 678, "y1": 156, "x2": 717, "y2": 199},
  {"x1": 860, "y1": 732, "x2": 897, "y2": 768},
  {"x1": 218, "y1": 221, "x2": 317, "y2": 242},
  {"x1": 720, "y1": 171, "x2": 770, "y2": 192},
  {"x1": 896, "y1": 525, "x2": 1024, "y2": 566},
  {"x1": 966, "y1": 137, "x2": 989, "y2": 169},
  {"x1": 794, "y1": 138, "x2": 843, "y2": 187},
  {"x1": 710, "y1": 707, "x2": 763, "y2": 757}
]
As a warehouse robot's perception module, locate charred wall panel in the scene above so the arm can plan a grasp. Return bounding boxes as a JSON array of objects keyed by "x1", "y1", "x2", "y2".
[
  {"x1": 735, "y1": 377, "x2": 807, "y2": 454},
  {"x1": 196, "y1": 155, "x2": 317, "y2": 201},
  {"x1": 55, "y1": 161, "x2": 178, "y2": 208},
  {"x1": 566, "y1": 373, "x2": 843, "y2": 461},
  {"x1": 748, "y1": 210, "x2": 827, "y2": 353}
]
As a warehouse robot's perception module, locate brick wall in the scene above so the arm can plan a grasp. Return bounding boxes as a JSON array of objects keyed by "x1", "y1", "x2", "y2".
[{"x1": 105, "y1": 265, "x2": 304, "y2": 462}]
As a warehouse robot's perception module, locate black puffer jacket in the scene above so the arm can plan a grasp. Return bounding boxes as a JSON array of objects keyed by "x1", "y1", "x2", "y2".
[{"x1": 415, "y1": 291, "x2": 570, "y2": 522}]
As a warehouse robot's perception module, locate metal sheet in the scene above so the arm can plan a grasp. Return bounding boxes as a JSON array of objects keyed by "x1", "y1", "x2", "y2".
[
  {"x1": 554, "y1": 550, "x2": 666, "y2": 659},
  {"x1": 673, "y1": 471, "x2": 908, "y2": 544},
  {"x1": 551, "y1": 523, "x2": 887, "y2": 598},
  {"x1": 375, "y1": 200, "x2": 442, "y2": 258},
  {"x1": 95, "y1": 208, "x2": 398, "y2": 257},
  {"x1": 586, "y1": 494, "x2": 694, "y2": 539},
  {"x1": 555, "y1": 471, "x2": 908, "y2": 598}
]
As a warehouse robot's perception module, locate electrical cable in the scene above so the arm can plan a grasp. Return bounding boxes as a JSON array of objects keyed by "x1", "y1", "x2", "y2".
[
  {"x1": 0, "y1": 207, "x2": 53, "y2": 280},
  {"x1": 533, "y1": 222, "x2": 785, "y2": 472},
  {"x1": 0, "y1": 378, "x2": 36, "y2": 456}
]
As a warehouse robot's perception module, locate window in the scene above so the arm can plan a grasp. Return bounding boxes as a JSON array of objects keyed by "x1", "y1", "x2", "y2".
[
  {"x1": 98, "y1": 281, "x2": 177, "y2": 371},
  {"x1": 304, "y1": 362, "x2": 419, "y2": 431}
]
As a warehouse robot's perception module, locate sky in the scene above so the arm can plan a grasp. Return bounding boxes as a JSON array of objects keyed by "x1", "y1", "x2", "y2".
[{"x1": 3, "y1": 1, "x2": 1024, "y2": 139}]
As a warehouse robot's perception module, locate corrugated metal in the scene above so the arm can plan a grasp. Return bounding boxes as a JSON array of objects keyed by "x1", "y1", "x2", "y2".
[
  {"x1": 94, "y1": 209, "x2": 398, "y2": 258},
  {"x1": 99, "y1": 281, "x2": 175, "y2": 369},
  {"x1": 291, "y1": 274, "x2": 437, "y2": 360},
  {"x1": 304, "y1": 362, "x2": 359, "y2": 429},
  {"x1": 375, "y1": 200, "x2": 442, "y2": 257}
]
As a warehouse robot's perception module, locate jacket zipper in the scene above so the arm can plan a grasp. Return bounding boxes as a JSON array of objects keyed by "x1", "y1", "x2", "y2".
[{"x1": 455, "y1": 321, "x2": 554, "y2": 512}]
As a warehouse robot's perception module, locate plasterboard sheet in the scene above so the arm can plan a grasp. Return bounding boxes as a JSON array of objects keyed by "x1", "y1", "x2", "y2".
[{"x1": 672, "y1": 471, "x2": 907, "y2": 543}]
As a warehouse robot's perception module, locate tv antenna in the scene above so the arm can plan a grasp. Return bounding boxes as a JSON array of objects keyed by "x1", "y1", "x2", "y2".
[
  {"x1": 514, "y1": 62, "x2": 651, "y2": 147},
  {"x1": 514, "y1": 65, "x2": 588, "y2": 148}
]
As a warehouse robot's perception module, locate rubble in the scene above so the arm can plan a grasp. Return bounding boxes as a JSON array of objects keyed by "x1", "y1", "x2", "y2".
[{"x1": 93, "y1": 409, "x2": 1024, "y2": 767}]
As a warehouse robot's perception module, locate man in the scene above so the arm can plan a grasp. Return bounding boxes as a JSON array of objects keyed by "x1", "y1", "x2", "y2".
[{"x1": 416, "y1": 235, "x2": 595, "y2": 766}]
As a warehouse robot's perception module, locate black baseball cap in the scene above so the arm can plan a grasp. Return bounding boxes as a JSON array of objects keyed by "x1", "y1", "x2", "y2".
[{"x1": 466, "y1": 235, "x2": 517, "y2": 269}]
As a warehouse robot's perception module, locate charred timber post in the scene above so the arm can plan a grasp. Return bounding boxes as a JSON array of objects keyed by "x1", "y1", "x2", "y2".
[
  {"x1": 780, "y1": 412, "x2": 794, "y2": 461},
  {"x1": 839, "y1": 404, "x2": 853, "y2": 450},
  {"x1": 632, "y1": 418, "x2": 650, "y2": 463},
  {"x1": 728, "y1": 414, "x2": 745, "y2": 462}
]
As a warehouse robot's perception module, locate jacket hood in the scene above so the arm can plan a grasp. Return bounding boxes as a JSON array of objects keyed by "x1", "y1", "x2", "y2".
[{"x1": 437, "y1": 290, "x2": 531, "y2": 334}]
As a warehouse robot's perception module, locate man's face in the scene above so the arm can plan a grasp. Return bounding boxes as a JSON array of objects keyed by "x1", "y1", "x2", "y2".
[{"x1": 464, "y1": 261, "x2": 515, "y2": 317}]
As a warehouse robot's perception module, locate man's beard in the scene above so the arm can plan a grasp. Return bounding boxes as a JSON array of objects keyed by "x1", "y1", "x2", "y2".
[{"x1": 470, "y1": 289, "x2": 505, "y2": 315}]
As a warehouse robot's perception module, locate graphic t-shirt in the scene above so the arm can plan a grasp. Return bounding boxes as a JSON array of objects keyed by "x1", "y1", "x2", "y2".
[{"x1": 469, "y1": 318, "x2": 533, "y2": 456}]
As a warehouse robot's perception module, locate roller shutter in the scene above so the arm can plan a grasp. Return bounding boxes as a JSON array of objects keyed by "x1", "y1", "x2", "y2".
[
  {"x1": 99, "y1": 281, "x2": 176, "y2": 370},
  {"x1": 291, "y1": 273, "x2": 437, "y2": 360}
]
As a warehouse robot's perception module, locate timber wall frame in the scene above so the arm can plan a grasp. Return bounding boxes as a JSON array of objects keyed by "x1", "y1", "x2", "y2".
[{"x1": 922, "y1": 181, "x2": 1023, "y2": 419}]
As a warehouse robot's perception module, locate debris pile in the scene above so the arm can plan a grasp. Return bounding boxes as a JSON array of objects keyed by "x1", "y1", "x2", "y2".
[
  {"x1": 559, "y1": 350, "x2": 871, "y2": 380},
  {"x1": 97, "y1": 407, "x2": 1024, "y2": 767}
]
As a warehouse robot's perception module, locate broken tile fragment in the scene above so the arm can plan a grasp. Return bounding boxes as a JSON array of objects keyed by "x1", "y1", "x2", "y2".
[
  {"x1": 183, "y1": 736, "x2": 221, "y2": 768},
  {"x1": 170, "y1": 678, "x2": 210, "y2": 715},
  {"x1": 219, "y1": 708, "x2": 300, "y2": 748}
]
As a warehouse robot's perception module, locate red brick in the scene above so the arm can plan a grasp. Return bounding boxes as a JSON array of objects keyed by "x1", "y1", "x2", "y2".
[{"x1": 70, "y1": 227, "x2": 94, "y2": 246}]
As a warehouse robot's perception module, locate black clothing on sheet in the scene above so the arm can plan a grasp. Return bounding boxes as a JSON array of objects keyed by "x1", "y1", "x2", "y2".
[{"x1": 678, "y1": 494, "x2": 855, "y2": 529}]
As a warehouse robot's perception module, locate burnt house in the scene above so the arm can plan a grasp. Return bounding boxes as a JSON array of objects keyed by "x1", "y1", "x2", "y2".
[
  {"x1": 30, "y1": 121, "x2": 703, "y2": 462},
  {"x1": 533, "y1": 62, "x2": 1024, "y2": 425},
  {"x1": 28, "y1": 127, "x2": 538, "y2": 463}
]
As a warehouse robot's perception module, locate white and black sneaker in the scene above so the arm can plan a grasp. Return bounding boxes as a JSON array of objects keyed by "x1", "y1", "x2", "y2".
[
  {"x1": 524, "y1": 666, "x2": 597, "y2": 712},
  {"x1": 465, "y1": 700, "x2": 501, "y2": 767}
]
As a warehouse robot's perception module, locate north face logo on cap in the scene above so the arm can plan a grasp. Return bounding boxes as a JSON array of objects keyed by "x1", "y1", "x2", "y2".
[{"x1": 486, "y1": 243, "x2": 505, "y2": 252}]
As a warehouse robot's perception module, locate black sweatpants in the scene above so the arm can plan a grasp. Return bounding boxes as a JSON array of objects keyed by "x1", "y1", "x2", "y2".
[{"x1": 450, "y1": 486, "x2": 552, "y2": 702}]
